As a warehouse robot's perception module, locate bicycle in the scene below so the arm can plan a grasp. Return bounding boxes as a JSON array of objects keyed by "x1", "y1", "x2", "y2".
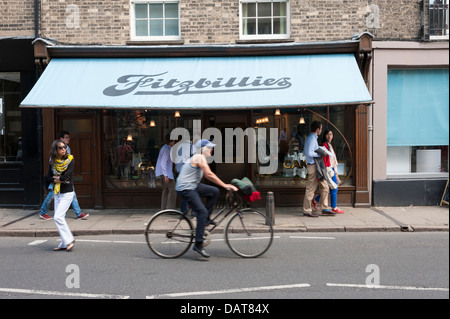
[{"x1": 145, "y1": 190, "x2": 274, "y2": 258}]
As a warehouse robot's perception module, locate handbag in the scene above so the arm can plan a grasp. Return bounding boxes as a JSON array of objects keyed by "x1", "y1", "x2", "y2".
[{"x1": 326, "y1": 167, "x2": 338, "y2": 189}]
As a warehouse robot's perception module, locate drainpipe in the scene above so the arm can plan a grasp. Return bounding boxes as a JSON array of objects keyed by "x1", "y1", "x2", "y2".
[
  {"x1": 34, "y1": 0, "x2": 39, "y2": 38},
  {"x1": 368, "y1": 51, "x2": 375, "y2": 206}
]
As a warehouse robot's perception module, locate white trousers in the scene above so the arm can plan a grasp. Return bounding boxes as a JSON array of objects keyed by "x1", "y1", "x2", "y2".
[{"x1": 54, "y1": 191, "x2": 75, "y2": 248}]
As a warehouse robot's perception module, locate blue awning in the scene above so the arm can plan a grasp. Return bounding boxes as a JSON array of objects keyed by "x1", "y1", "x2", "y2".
[{"x1": 20, "y1": 54, "x2": 372, "y2": 109}]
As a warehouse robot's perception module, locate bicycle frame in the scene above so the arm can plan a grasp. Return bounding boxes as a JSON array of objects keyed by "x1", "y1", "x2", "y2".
[{"x1": 204, "y1": 191, "x2": 244, "y2": 234}]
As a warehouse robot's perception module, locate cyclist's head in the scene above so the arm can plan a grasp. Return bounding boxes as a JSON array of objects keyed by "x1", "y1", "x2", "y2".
[{"x1": 195, "y1": 139, "x2": 216, "y2": 157}]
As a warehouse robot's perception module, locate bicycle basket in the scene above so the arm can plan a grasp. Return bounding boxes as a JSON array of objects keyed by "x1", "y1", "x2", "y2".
[{"x1": 230, "y1": 177, "x2": 261, "y2": 203}]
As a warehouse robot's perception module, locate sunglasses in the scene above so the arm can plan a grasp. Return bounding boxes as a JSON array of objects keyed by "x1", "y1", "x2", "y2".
[{"x1": 57, "y1": 146, "x2": 67, "y2": 150}]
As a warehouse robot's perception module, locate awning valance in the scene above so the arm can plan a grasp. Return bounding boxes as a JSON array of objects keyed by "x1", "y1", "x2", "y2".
[{"x1": 20, "y1": 54, "x2": 372, "y2": 110}]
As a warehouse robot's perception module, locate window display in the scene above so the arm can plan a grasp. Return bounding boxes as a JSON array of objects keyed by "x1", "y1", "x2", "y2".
[
  {"x1": 102, "y1": 110, "x2": 200, "y2": 189},
  {"x1": 253, "y1": 106, "x2": 354, "y2": 188}
]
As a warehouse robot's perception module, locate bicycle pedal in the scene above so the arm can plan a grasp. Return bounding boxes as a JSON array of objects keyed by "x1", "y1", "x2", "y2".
[{"x1": 202, "y1": 230, "x2": 211, "y2": 247}]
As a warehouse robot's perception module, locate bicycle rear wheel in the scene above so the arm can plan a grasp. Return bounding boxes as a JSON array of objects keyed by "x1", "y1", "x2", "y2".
[
  {"x1": 225, "y1": 209, "x2": 273, "y2": 258},
  {"x1": 145, "y1": 210, "x2": 194, "y2": 259}
]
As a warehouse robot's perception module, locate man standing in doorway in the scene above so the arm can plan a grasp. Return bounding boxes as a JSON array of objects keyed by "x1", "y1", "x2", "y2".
[
  {"x1": 303, "y1": 121, "x2": 335, "y2": 217},
  {"x1": 40, "y1": 131, "x2": 89, "y2": 220}
]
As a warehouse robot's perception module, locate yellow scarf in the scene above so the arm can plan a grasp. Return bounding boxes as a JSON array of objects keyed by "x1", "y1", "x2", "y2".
[{"x1": 52, "y1": 154, "x2": 74, "y2": 194}]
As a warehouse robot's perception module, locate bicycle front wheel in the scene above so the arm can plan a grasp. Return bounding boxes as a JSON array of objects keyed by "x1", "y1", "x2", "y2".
[
  {"x1": 145, "y1": 210, "x2": 194, "y2": 259},
  {"x1": 225, "y1": 209, "x2": 273, "y2": 258}
]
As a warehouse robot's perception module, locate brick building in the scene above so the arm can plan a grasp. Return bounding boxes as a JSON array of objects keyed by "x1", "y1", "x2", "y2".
[{"x1": 1, "y1": 1, "x2": 448, "y2": 209}]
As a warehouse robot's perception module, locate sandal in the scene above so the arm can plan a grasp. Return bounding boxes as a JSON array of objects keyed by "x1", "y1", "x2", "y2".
[{"x1": 66, "y1": 241, "x2": 75, "y2": 252}]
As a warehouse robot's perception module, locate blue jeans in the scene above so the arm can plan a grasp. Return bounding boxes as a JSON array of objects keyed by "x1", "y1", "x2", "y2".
[
  {"x1": 177, "y1": 183, "x2": 219, "y2": 244},
  {"x1": 315, "y1": 168, "x2": 338, "y2": 208},
  {"x1": 40, "y1": 191, "x2": 82, "y2": 217}
]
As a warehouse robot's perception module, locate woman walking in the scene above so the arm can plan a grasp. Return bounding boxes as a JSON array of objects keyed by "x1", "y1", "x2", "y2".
[
  {"x1": 45, "y1": 139, "x2": 76, "y2": 251},
  {"x1": 313, "y1": 129, "x2": 345, "y2": 214}
]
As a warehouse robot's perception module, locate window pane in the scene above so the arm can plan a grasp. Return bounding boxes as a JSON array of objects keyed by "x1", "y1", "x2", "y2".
[
  {"x1": 149, "y1": 3, "x2": 163, "y2": 18},
  {"x1": 244, "y1": 18, "x2": 257, "y2": 35},
  {"x1": 165, "y1": 19, "x2": 179, "y2": 36},
  {"x1": 253, "y1": 106, "x2": 355, "y2": 188},
  {"x1": 102, "y1": 110, "x2": 201, "y2": 189},
  {"x1": 273, "y1": 2, "x2": 286, "y2": 17},
  {"x1": 258, "y1": 3, "x2": 272, "y2": 17},
  {"x1": 243, "y1": 3, "x2": 256, "y2": 17},
  {"x1": 0, "y1": 72, "x2": 21, "y2": 162},
  {"x1": 165, "y1": 3, "x2": 178, "y2": 18},
  {"x1": 136, "y1": 20, "x2": 148, "y2": 36},
  {"x1": 135, "y1": 4, "x2": 148, "y2": 19},
  {"x1": 273, "y1": 17, "x2": 287, "y2": 34},
  {"x1": 258, "y1": 18, "x2": 272, "y2": 34},
  {"x1": 150, "y1": 19, "x2": 164, "y2": 36}
]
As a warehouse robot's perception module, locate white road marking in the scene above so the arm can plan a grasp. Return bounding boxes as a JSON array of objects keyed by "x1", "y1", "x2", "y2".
[
  {"x1": 146, "y1": 283, "x2": 311, "y2": 299},
  {"x1": 326, "y1": 283, "x2": 449, "y2": 292},
  {"x1": 74, "y1": 239, "x2": 146, "y2": 244},
  {"x1": 0, "y1": 287, "x2": 130, "y2": 299},
  {"x1": 290, "y1": 236, "x2": 335, "y2": 240},
  {"x1": 27, "y1": 240, "x2": 47, "y2": 246}
]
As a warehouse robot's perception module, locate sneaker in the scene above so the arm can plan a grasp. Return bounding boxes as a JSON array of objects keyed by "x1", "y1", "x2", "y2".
[
  {"x1": 332, "y1": 207, "x2": 345, "y2": 214},
  {"x1": 76, "y1": 213, "x2": 89, "y2": 220},
  {"x1": 322, "y1": 209, "x2": 336, "y2": 215},
  {"x1": 311, "y1": 199, "x2": 318, "y2": 211},
  {"x1": 193, "y1": 244, "x2": 210, "y2": 258},
  {"x1": 40, "y1": 214, "x2": 53, "y2": 220}
]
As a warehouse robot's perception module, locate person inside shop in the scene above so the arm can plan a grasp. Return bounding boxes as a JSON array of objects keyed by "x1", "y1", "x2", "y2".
[
  {"x1": 312, "y1": 129, "x2": 344, "y2": 214},
  {"x1": 40, "y1": 131, "x2": 88, "y2": 221},
  {"x1": 45, "y1": 139, "x2": 76, "y2": 251},
  {"x1": 176, "y1": 139, "x2": 238, "y2": 258},
  {"x1": 155, "y1": 134, "x2": 177, "y2": 210},
  {"x1": 172, "y1": 132, "x2": 194, "y2": 215},
  {"x1": 302, "y1": 121, "x2": 335, "y2": 217}
]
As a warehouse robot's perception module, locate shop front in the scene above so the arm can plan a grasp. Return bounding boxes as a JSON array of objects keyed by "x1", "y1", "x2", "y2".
[{"x1": 21, "y1": 34, "x2": 373, "y2": 209}]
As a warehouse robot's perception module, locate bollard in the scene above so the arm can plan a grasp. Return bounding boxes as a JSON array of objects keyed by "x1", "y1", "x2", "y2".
[{"x1": 265, "y1": 191, "x2": 275, "y2": 226}]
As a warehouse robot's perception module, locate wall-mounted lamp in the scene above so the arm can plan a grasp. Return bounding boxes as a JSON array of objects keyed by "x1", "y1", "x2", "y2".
[{"x1": 299, "y1": 116, "x2": 305, "y2": 124}]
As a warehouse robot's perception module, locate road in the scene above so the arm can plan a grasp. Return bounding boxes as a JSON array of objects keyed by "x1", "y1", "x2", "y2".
[{"x1": 0, "y1": 232, "x2": 448, "y2": 302}]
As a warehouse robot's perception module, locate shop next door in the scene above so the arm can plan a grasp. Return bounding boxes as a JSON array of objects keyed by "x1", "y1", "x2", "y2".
[{"x1": 58, "y1": 114, "x2": 99, "y2": 208}]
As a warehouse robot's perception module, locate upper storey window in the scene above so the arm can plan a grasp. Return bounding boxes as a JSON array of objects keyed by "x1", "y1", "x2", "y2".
[
  {"x1": 240, "y1": 0, "x2": 290, "y2": 40},
  {"x1": 429, "y1": 0, "x2": 449, "y2": 40},
  {"x1": 131, "y1": 0, "x2": 180, "y2": 41}
]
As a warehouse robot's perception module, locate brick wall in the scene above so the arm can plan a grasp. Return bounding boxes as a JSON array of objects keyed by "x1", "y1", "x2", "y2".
[
  {"x1": 0, "y1": 0, "x2": 427, "y2": 44},
  {"x1": 0, "y1": 0, "x2": 35, "y2": 37}
]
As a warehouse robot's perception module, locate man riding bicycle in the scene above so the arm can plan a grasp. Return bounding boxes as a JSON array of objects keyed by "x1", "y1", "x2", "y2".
[{"x1": 175, "y1": 139, "x2": 238, "y2": 258}]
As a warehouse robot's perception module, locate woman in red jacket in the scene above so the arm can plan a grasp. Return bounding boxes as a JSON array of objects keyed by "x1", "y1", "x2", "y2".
[{"x1": 312, "y1": 129, "x2": 345, "y2": 214}]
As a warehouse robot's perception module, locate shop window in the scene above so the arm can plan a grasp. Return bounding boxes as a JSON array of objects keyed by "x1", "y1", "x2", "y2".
[
  {"x1": 0, "y1": 72, "x2": 22, "y2": 163},
  {"x1": 252, "y1": 106, "x2": 354, "y2": 188},
  {"x1": 387, "y1": 69, "x2": 449, "y2": 177},
  {"x1": 130, "y1": 0, "x2": 180, "y2": 41},
  {"x1": 102, "y1": 110, "x2": 199, "y2": 189},
  {"x1": 240, "y1": 0, "x2": 290, "y2": 40}
]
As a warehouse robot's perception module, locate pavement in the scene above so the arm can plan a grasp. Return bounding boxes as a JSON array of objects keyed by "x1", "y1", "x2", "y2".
[{"x1": 0, "y1": 204, "x2": 448, "y2": 237}]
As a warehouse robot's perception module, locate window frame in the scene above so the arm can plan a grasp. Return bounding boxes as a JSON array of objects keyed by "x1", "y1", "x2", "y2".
[
  {"x1": 130, "y1": 0, "x2": 181, "y2": 41},
  {"x1": 239, "y1": 0, "x2": 290, "y2": 41}
]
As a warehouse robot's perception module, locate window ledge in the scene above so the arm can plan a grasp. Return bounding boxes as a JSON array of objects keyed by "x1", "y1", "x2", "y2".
[
  {"x1": 387, "y1": 173, "x2": 449, "y2": 180},
  {"x1": 126, "y1": 39, "x2": 185, "y2": 46},
  {"x1": 235, "y1": 38, "x2": 295, "y2": 45}
]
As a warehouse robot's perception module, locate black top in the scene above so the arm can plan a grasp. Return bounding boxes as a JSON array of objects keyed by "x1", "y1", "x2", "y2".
[{"x1": 45, "y1": 159, "x2": 75, "y2": 194}]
